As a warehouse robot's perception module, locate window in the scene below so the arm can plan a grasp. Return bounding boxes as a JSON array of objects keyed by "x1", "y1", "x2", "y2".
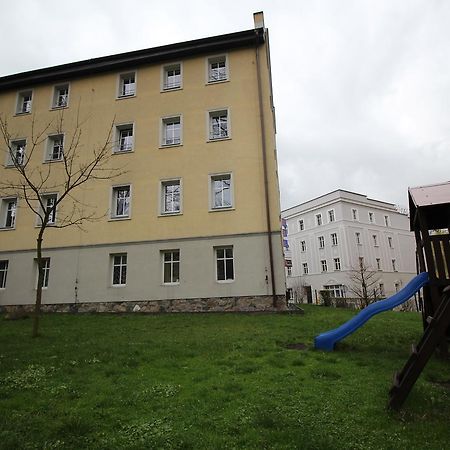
[
  {"x1": 321, "y1": 260, "x2": 328, "y2": 272},
  {"x1": 118, "y1": 72, "x2": 136, "y2": 97},
  {"x1": 161, "y1": 179, "x2": 181, "y2": 214},
  {"x1": 388, "y1": 236, "x2": 393, "y2": 248},
  {"x1": 392, "y1": 259, "x2": 397, "y2": 272},
  {"x1": 111, "y1": 185, "x2": 131, "y2": 218},
  {"x1": 316, "y1": 214, "x2": 322, "y2": 226},
  {"x1": 328, "y1": 209, "x2": 335, "y2": 222},
  {"x1": 207, "y1": 55, "x2": 228, "y2": 83},
  {"x1": 379, "y1": 283, "x2": 385, "y2": 296},
  {"x1": 16, "y1": 90, "x2": 32, "y2": 114},
  {"x1": 302, "y1": 262, "x2": 309, "y2": 275},
  {"x1": 287, "y1": 266, "x2": 292, "y2": 277},
  {"x1": 161, "y1": 116, "x2": 182, "y2": 146},
  {"x1": 115, "y1": 124, "x2": 134, "y2": 153},
  {"x1": 334, "y1": 258, "x2": 341, "y2": 271},
  {"x1": 52, "y1": 84, "x2": 69, "y2": 108},
  {"x1": 331, "y1": 233, "x2": 338, "y2": 246},
  {"x1": 368, "y1": 212, "x2": 374, "y2": 223},
  {"x1": 41, "y1": 194, "x2": 57, "y2": 225},
  {"x1": 112, "y1": 254, "x2": 127, "y2": 286},
  {"x1": 162, "y1": 63, "x2": 182, "y2": 90},
  {"x1": 300, "y1": 240, "x2": 306, "y2": 252},
  {"x1": 318, "y1": 236, "x2": 324, "y2": 249},
  {"x1": 7, "y1": 140, "x2": 26, "y2": 166},
  {"x1": 210, "y1": 174, "x2": 232, "y2": 210},
  {"x1": 359, "y1": 256, "x2": 364, "y2": 267},
  {"x1": 0, "y1": 260, "x2": 8, "y2": 288},
  {"x1": 209, "y1": 109, "x2": 229, "y2": 140},
  {"x1": 1, "y1": 198, "x2": 17, "y2": 229},
  {"x1": 356, "y1": 232, "x2": 361, "y2": 245},
  {"x1": 299, "y1": 219, "x2": 304, "y2": 231},
  {"x1": 162, "y1": 250, "x2": 180, "y2": 284},
  {"x1": 376, "y1": 258, "x2": 382, "y2": 271},
  {"x1": 216, "y1": 247, "x2": 234, "y2": 281},
  {"x1": 384, "y1": 215, "x2": 390, "y2": 227},
  {"x1": 372, "y1": 234, "x2": 378, "y2": 247},
  {"x1": 36, "y1": 257, "x2": 50, "y2": 288},
  {"x1": 323, "y1": 284, "x2": 345, "y2": 298},
  {"x1": 352, "y1": 208, "x2": 358, "y2": 221},
  {"x1": 46, "y1": 135, "x2": 64, "y2": 161},
  {"x1": 394, "y1": 282, "x2": 400, "y2": 293}
]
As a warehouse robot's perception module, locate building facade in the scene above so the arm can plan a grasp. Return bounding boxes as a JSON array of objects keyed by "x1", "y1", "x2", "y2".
[
  {"x1": 281, "y1": 190, "x2": 416, "y2": 304},
  {"x1": 0, "y1": 13, "x2": 286, "y2": 313}
]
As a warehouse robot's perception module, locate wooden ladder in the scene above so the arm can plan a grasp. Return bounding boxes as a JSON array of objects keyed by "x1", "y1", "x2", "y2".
[{"x1": 388, "y1": 288, "x2": 450, "y2": 410}]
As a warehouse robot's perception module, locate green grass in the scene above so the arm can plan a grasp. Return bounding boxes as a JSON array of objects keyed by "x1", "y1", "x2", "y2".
[{"x1": 1, "y1": 306, "x2": 450, "y2": 449}]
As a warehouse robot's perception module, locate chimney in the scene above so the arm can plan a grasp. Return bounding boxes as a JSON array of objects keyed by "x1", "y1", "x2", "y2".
[{"x1": 253, "y1": 11, "x2": 265, "y2": 29}]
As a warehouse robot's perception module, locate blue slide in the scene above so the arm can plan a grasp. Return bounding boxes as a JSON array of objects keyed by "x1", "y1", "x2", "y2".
[{"x1": 314, "y1": 272, "x2": 429, "y2": 351}]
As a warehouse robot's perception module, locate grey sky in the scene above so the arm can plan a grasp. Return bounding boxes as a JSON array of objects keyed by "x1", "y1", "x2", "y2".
[{"x1": 1, "y1": 0, "x2": 449, "y2": 210}]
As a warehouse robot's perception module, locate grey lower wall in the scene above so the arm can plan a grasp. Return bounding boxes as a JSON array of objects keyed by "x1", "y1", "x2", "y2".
[{"x1": 0, "y1": 233, "x2": 286, "y2": 309}]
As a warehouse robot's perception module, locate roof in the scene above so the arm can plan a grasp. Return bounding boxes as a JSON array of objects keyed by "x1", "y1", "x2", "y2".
[
  {"x1": 0, "y1": 28, "x2": 265, "y2": 91},
  {"x1": 408, "y1": 181, "x2": 450, "y2": 230}
]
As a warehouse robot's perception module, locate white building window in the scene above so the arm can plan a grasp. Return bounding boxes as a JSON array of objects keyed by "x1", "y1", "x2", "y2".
[
  {"x1": 118, "y1": 72, "x2": 136, "y2": 97},
  {"x1": 111, "y1": 185, "x2": 131, "y2": 218},
  {"x1": 352, "y1": 208, "x2": 358, "y2": 221},
  {"x1": 331, "y1": 233, "x2": 338, "y2": 246},
  {"x1": 112, "y1": 254, "x2": 127, "y2": 286},
  {"x1": 395, "y1": 282, "x2": 400, "y2": 292},
  {"x1": 328, "y1": 209, "x2": 335, "y2": 222},
  {"x1": 40, "y1": 194, "x2": 57, "y2": 225},
  {"x1": 36, "y1": 257, "x2": 50, "y2": 288},
  {"x1": 388, "y1": 236, "x2": 393, "y2": 248},
  {"x1": 1, "y1": 198, "x2": 17, "y2": 229},
  {"x1": 376, "y1": 258, "x2": 382, "y2": 271},
  {"x1": 318, "y1": 236, "x2": 325, "y2": 249},
  {"x1": 300, "y1": 240, "x2": 306, "y2": 252},
  {"x1": 216, "y1": 246, "x2": 234, "y2": 281},
  {"x1": 384, "y1": 215, "x2": 390, "y2": 227},
  {"x1": 392, "y1": 259, "x2": 397, "y2": 272},
  {"x1": 209, "y1": 109, "x2": 229, "y2": 140},
  {"x1": 162, "y1": 63, "x2": 182, "y2": 90},
  {"x1": 334, "y1": 257, "x2": 341, "y2": 271},
  {"x1": 321, "y1": 260, "x2": 328, "y2": 272},
  {"x1": 210, "y1": 174, "x2": 232, "y2": 210},
  {"x1": 287, "y1": 266, "x2": 292, "y2": 277},
  {"x1": 7, "y1": 140, "x2": 26, "y2": 166},
  {"x1": 359, "y1": 256, "x2": 364, "y2": 267},
  {"x1": 323, "y1": 284, "x2": 345, "y2": 298},
  {"x1": 299, "y1": 219, "x2": 304, "y2": 231},
  {"x1": 46, "y1": 135, "x2": 64, "y2": 161},
  {"x1": 207, "y1": 55, "x2": 228, "y2": 83},
  {"x1": 52, "y1": 84, "x2": 69, "y2": 108},
  {"x1": 356, "y1": 232, "x2": 361, "y2": 245},
  {"x1": 161, "y1": 116, "x2": 182, "y2": 146},
  {"x1": 0, "y1": 260, "x2": 8, "y2": 288},
  {"x1": 162, "y1": 250, "x2": 180, "y2": 284},
  {"x1": 115, "y1": 124, "x2": 134, "y2": 153},
  {"x1": 16, "y1": 90, "x2": 32, "y2": 114},
  {"x1": 316, "y1": 214, "x2": 322, "y2": 226},
  {"x1": 368, "y1": 211, "x2": 374, "y2": 223},
  {"x1": 161, "y1": 179, "x2": 181, "y2": 215},
  {"x1": 379, "y1": 283, "x2": 385, "y2": 296},
  {"x1": 302, "y1": 262, "x2": 309, "y2": 274},
  {"x1": 372, "y1": 234, "x2": 378, "y2": 247}
]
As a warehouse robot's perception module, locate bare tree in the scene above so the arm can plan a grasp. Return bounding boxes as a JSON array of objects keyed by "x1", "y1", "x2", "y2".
[
  {"x1": 347, "y1": 259, "x2": 381, "y2": 309},
  {"x1": 0, "y1": 110, "x2": 125, "y2": 337}
]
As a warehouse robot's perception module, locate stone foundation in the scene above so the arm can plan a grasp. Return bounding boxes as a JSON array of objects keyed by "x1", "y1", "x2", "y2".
[{"x1": 1, "y1": 295, "x2": 288, "y2": 315}]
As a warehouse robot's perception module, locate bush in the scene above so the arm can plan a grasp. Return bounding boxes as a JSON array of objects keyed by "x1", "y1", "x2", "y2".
[{"x1": 319, "y1": 290, "x2": 332, "y2": 307}]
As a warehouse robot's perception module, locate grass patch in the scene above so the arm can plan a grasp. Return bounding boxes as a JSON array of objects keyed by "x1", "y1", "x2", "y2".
[{"x1": 0, "y1": 306, "x2": 450, "y2": 448}]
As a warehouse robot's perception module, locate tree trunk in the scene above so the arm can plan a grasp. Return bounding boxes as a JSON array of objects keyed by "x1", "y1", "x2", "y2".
[{"x1": 32, "y1": 230, "x2": 45, "y2": 338}]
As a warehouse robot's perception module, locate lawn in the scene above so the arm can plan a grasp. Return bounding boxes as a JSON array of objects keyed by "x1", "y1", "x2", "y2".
[{"x1": 1, "y1": 306, "x2": 449, "y2": 449}]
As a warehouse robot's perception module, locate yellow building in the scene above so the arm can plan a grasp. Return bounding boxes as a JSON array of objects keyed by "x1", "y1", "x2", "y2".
[{"x1": 0, "y1": 12, "x2": 286, "y2": 313}]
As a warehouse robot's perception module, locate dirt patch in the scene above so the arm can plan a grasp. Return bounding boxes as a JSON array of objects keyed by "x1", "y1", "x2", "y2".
[{"x1": 285, "y1": 343, "x2": 308, "y2": 351}]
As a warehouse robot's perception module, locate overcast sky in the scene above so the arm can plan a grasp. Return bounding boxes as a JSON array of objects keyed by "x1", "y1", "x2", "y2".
[{"x1": 1, "y1": 0, "x2": 449, "y2": 210}]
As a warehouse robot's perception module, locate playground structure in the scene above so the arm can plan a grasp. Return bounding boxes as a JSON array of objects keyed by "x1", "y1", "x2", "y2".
[{"x1": 314, "y1": 181, "x2": 450, "y2": 409}]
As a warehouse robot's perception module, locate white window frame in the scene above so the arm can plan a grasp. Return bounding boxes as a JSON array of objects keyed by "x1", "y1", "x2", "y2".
[
  {"x1": 376, "y1": 258, "x2": 382, "y2": 271},
  {"x1": 388, "y1": 236, "x2": 393, "y2": 248},
  {"x1": 52, "y1": 83, "x2": 70, "y2": 109},
  {"x1": 302, "y1": 262, "x2": 309, "y2": 275},
  {"x1": 1, "y1": 197, "x2": 17, "y2": 229},
  {"x1": 300, "y1": 240, "x2": 306, "y2": 252},
  {"x1": 323, "y1": 284, "x2": 345, "y2": 298},
  {"x1": 368, "y1": 211, "x2": 375, "y2": 223},
  {"x1": 298, "y1": 219, "x2": 304, "y2": 231},
  {"x1": 321, "y1": 260, "x2": 328, "y2": 272},
  {"x1": 0, "y1": 260, "x2": 8, "y2": 288},
  {"x1": 392, "y1": 259, "x2": 397, "y2": 272},
  {"x1": 208, "y1": 108, "x2": 230, "y2": 141},
  {"x1": 334, "y1": 258, "x2": 341, "y2": 271},
  {"x1": 379, "y1": 283, "x2": 385, "y2": 296},
  {"x1": 372, "y1": 234, "x2": 378, "y2": 247},
  {"x1": 160, "y1": 178, "x2": 182, "y2": 215},
  {"x1": 161, "y1": 115, "x2": 182, "y2": 147},
  {"x1": 114, "y1": 123, "x2": 134, "y2": 153},
  {"x1": 206, "y1": 54, "x2": 228, "y2": 83},
  {"x1": 39, "y1": 193, "x2": 58, "y2": 226},
  {"x1": 351, "y1": 208, "x2": 358, "y2": 221},
  {"x1": 45, "y1": 134, "x2": 64, "y2": 162},
  {"x1": 111, "y1": 253, "x2": 127, "y2": 286},
  {"x1": 117, "y1": 71, "x2": 136, "y2": 98},
  {"x1": 161, "y1": 62, "x2": 182, "y2": 91},
  {"x1": 215, "y1": 246, "x2": 234, "y2": 282},
  {"x1": 16, "y1": 90, "x2": 33, "y2": 114},
  {"x1": 328, "y1": 209, "x2": 335, "y2": 223},
  {"x1": 6, "y1": 139, "x2": 26, "y2": 167},
  {"x1": 331, "y1": 233, "x2": 338, "y2": 246},
  {"x1": 318, "y1": 236, "x2": 325, "y2": 249},
  {"x1": 316, "y1": 213, "x2": 322, "y2": 226},
  {"x1": 384, "y1": 215, "x2": 390, "y2": 227},
  {"x1": 36, "y1": 257, "x2": 50, "y2": 289},
  {"x1": 356, "y1": 232, "x2": 361, "y2": 245},
  {"x1": 209, "y1": 173, "x2": 233, "y2": 211},
  {"x1": 162, "y1": 250, "x2": 180, "y2": 285},
  {"x1": 111, "y1": 185, "x2": 131, "y2": 219}
]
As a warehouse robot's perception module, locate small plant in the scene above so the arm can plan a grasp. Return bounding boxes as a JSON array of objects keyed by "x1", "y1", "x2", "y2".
[{"x1": 319, "y1": 290, "x2": 332, "y2": 307}]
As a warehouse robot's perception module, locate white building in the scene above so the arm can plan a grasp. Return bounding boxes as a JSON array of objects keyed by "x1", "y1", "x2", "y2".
[{"x1": 281, "y1": 190, "x2": 416, "y2": 304}]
